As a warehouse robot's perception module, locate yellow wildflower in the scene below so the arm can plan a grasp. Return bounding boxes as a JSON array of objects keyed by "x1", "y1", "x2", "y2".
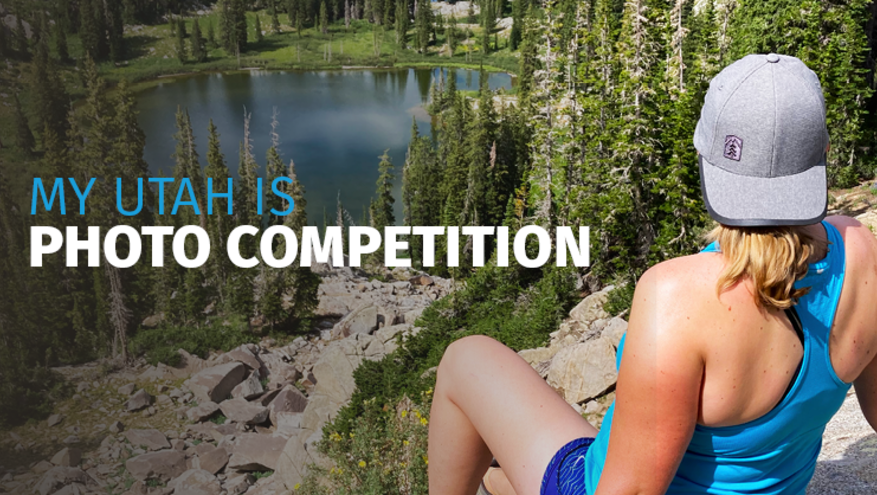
[
  {"x1": 359, "y1": 460, "x2": 367, "y2": 468},
  {"x1": 403, "y1": 440, "x2": 409, "y2": 446},
  {"x1": 420, "y1": 417, "x2": 428, "y2": 426},
  {"x1": 401, "y1": 410, "x2": 408, "y2": 418}
]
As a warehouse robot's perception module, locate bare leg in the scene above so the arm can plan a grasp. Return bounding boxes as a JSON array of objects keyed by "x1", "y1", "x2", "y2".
[{"x1": 428, "y1": 335, "x2": 598, "y2": 495}]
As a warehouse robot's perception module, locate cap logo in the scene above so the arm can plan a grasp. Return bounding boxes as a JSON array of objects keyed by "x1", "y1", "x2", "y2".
[{"x1": 724, "y1": 135, "x2": 742, "y2": 161}]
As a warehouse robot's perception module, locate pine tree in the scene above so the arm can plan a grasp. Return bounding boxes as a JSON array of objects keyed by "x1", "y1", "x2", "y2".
[
  {"x1": 221, "y1": 0, "x2": 248, "y2": 55},
  {"x1": 191, "y1": 18, "x2": 206, "y2": 62},
  {"x1": 30, "y1": 22, "x2": 70, "y2": 143},
  {"x1": 55, "y1": 20, "x2": 69, "y2": 63},
  {"x1": 79, "y1": 0, "x2": 99, "y2": 58},
  {"x1": 395, "y1": 0, "x2": 409, "y2": 46},
  {"x1": 509, "y1": 0, "x2": 524, "y2": 49},
  {"x1": 93, "y1": 0, "x2": 110, "y2": 60},
  {"x1": 414, "y1": 0, "x2": 432, "y2": 53},
  {"x1": 255, "y1": 14, "x2": 264, "y2": 43},
  {"x1": 13, "y1": 95, "x2": 35, "y2": 154},
  {"x1": 320, "y1": 1, "x2": 329, "y2": 35},
  {"x1": 207, "y1": 20, "x2": 217, "y2": 48},
  {"x1": 107, "y1": 0, "x2": 125, "y2": 61},
  {"x1": 176, "y1": 19, "x2": 188, "y2": 62},
  {"x1": 271, "y1": 0, "x2": 282, "y2": 34},
  {"x1": 370, "y1": 149, "x2": 396, "y2": 232},
  {"x1": 204, "y1": 120, "x2": 233, "y2": 301}
]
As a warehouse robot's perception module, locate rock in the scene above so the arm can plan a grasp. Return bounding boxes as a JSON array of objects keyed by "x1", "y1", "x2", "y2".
[
  {"x1": 225, "y1": 348, "x2": 263, "y2": 372},
  {"x1": 186, "y1": 401, "x2": 221, "y2": 423},
  {"x1": 32, "y1": 460, "x2": 54, "y2": 474},
  {"x1": 409, "y1": 274, "x2": 434, "y2": 286},
  {"x1": 54, "y1": 483, "x2": 88, "y2": 495},
  {"x1": 227, "y1": 433, "x2": 286, "y2": 471},
  {"x1": 267, "y1": 386, "x2": 309, "y2": 424},
  {"x1": 231, "y1": 371, "x2": 264, "y2": 400},
  {"x1": 118, "y1": 383, "x2": 136, "y2": 396},
  {"x1": 63, "y1": 435, "x2": 80, "y2": 444},
  {"x1": 126, "y1": 389, "x2": 153, "y2": 411},
  {"x1": 47, "y1": 414, "x2": 64, "y2": 427},
  {"x1": 124, "y1": 429, "x2": 170, "y2": 451},
  {"x1": 185, "y1": 362, "x2": 247, "y2": 404},
  {"x1": 35, "y1": 467, "x2": 92, "y2": 495},
  {"x1": 168, "y1": 469, "x2": 222, "y2": 495},
  {"x1": 277, "y1": 429, "x2": 329, "y2": 490},
  {"x1": 50, "y1": 447, "x2": 81, "y2": 467},
  {"x1": 194, "y1": 446, "x2": 229, "y2": 475},
  {"x1": 125, "y1": 450, "x2": 186, "y2": 482},
  {"x1": 547, "y1": 337, "x2": 618, "y2": 404},
  {"x1": 600, "y1": 317, "x2": 628, "y2": 348},
  {"x1": 141, "y1": 314, "x2": 164, "y2": 328},
  {"x1": 518, "y1": 347, "x2": 558, "y2": 366},
  {"x1": 219, "y1": 398, "x2": 269, "y2": 425},
  {"x1": 225, "y1": 473, "x2": 254, "y2": 495},
  {"x1": 176, "y1": 349, "x2": 207, "y2": 374},
  {"x1": 569, "y1": 289, "x2": 612, "y2": 326},
  {"x1": 109, "y1": 421, "x2": 125, "y2": 433},
  {"x1": 333, "y1": 304, "x2": 379, "y2": 337}
]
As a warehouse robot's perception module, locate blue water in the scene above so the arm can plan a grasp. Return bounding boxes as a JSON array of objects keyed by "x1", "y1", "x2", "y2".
[{"x1": 135, "y1": 68, "x2": 512, "y2": 224}]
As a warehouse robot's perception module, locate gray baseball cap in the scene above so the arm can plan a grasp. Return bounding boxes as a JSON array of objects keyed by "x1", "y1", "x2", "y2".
[{"x1": 694, "y1": 53, "x2": 829, "y2": 226}]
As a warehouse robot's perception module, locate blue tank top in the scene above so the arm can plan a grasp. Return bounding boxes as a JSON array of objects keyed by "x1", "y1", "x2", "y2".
[{"x1": 582, "y1": 221, "x2": 851, "y2": 494}]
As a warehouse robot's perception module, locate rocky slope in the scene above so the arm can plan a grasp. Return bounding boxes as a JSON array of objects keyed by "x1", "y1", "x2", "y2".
[
  {"x1": 1, "y1": 190, "x2": 875, "y2": 495},
  {"x1": 0, "y1": 263, "x2": 452, "y2": 495}
]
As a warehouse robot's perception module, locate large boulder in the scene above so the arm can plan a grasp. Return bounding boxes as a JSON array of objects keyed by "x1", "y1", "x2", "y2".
[
  {"x1": 185, "y1": 362, "x2": 247, "y2": 403},
  {"x1": 168, "y1": 469, "x2": 222, "y2": 495},
  {"x1": 219, "y1": 398, "x2": 269, "y2": 425},
  {"x1": 231, "y1": 370, "x2": 264, "y2": 400},
  {"x1": 547, "y1": 337, "x2": 618, "y2": 404},
  {"x1": 227, "y1": 433, "x2": 287, "y2": 471},
  {"x1": 569, "y1": 288, "x2": 613, "y2": 326},
  {"x1": 125, "y1": 450, "x2": 186, "y2": 482},
  {"x1": 126, "y1": 389, "x2": 153, "y2": 412},
  {"x1": 186, "y1": 401, "x2": 221, "y2": 423},
  {"x1": 50, "y1": 447, "x2": 81, "y2": 467},
  {"x1": 267, "y1": 386, "x2": 308, "y2": 425},
  {"x1": 193, "y1": 446, "x2": 229, "y2": 475},
  {"x1": 333, "y1": 304, "x2": 380, "y2": 337},
  {"x1": 124, "y1": 429, "x2": 170, "y2": 451},
  {"x1": 601, "y1": 317, "x2": 628, "y2": 349}
]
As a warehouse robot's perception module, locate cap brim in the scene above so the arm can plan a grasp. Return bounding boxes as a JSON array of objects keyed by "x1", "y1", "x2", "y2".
[{"x1": 699, "y1": 155, "x2": 827, "y2": 227}]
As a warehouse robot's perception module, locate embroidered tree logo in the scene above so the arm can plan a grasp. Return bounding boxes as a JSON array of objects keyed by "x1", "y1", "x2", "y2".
[{"x1": 724, "y1": 135, "x2": 743, "y2": 161}]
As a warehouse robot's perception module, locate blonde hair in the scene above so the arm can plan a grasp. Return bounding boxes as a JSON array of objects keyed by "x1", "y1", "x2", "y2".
[{"x1": 706, "y1": 225, "x2": 829, "y2": 311}]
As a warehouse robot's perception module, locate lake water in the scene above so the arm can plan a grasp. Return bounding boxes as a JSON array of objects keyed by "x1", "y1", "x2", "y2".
[{"x1": 135, "y1": 68, "x2": 513, "y2": 225}]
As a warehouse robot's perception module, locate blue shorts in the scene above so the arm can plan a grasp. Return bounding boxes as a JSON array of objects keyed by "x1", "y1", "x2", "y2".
[{"x1": 540, "y1": 437, "x2": 594, "y2": 495}]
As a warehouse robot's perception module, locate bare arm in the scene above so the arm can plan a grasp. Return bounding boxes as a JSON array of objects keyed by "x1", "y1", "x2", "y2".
[{"x1": 594, "y1": 266, "x2": 705, "y2": 495}]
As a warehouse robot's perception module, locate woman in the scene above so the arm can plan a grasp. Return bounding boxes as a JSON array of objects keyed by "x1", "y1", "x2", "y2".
[{"x1": 428, "y1": 54, "x2": 877, "y2": 495}]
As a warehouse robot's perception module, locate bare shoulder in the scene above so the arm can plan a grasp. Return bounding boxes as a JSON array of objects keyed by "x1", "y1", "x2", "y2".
[
  {"x1": 825, "y1": 215, "x2": 877, "y2": 265},
  {"x1": 636, "y1": 252, "x2": 725, "y2": 306},
  {"x1": 630, "y1": 253, "x2": 726, "y2": 349}
]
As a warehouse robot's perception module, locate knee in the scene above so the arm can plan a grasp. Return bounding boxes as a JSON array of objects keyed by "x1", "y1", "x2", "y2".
[{"x1": 437, "y1": 335, "x2": 501, "y2": 385}]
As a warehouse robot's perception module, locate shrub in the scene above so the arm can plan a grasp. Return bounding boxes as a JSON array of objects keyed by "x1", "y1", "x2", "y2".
[
  {"x1": 298, "y1": 393, "x2": 431, "y2": 495},
  {"x1": 128, "y1": 316, "x2": 255, "y2": 366}
]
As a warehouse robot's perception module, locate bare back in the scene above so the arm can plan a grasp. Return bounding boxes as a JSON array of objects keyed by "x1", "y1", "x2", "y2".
[{"x1": 677, "y1": 216, "x2": 877, "y2": 428}]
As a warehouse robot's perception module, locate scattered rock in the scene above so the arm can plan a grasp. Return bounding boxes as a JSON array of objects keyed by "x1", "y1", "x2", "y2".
[
  {"x1": 227, "y1": 433, "x2": 286, "y2": 471},
  {"x1": 35, "y1": 467, "x2": 92, "y2": 495},
  {"x1": 267, "y1": 386, "x2": 309, "y2": 424},
  {"x1": 118, "y1": 383, "x2": 136, "y2": 396},
  {"x1": 126, "y1": 389, "x2": 153, "y2": 411},
  {"x1": 569, "y1": 288, "x2": 613, "y2": 326},
  {"x1": 333, "y1": 304, "x2": 379, "y2": 337},
  {"x1": 231, "y1": 370, "x2": 264, "y2": 400},
  {"x1": 600, "y1": 317, "x2": 628, "y2": 348},
  {"x1": 109, "y1": 421, "x2": 125, "y2": 433},
  {"x1": 194, "y1": 446, "x2": 229, "y2": 475},
  {"x1": 50, "y1": 447, "x2": 81, "y2": 467},
  {"x1": 47, "y1": 414, "x2": 64, "y2": 427},
  {"x1": 185, "y1": 362, "x2": 247, "y2": 403},
  {"x1": 187, "y1": 401, "x2": 221, "y2": 423},
  {"x1": 125, "y1": 450, "x2": 186, "y2": 482},
  {"x1": 219, "y1": 398, "x2": 269, "y2": 425},
  {"x1": 124, "y1": 429, "x2": 170, "y2": 451},
  {"x1": 168, "y1": 469, "x2": 222, "y2": 495}
]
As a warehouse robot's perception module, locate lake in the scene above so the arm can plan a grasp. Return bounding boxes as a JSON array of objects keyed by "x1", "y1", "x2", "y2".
[{"x1": 135, "y1": 68, "x2": 513, "y2": 225}]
